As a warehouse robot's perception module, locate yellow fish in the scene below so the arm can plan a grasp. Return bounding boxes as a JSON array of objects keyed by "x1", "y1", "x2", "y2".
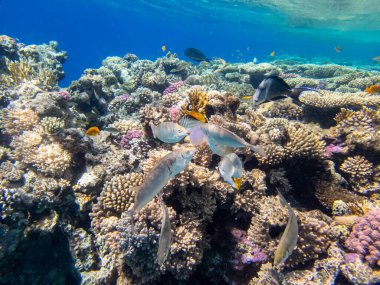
[
  {"x1": 241, "y1": 95, "x2": 253, "y2": 100},
  {"x1": 185, "y1": 110, "x2": 207, "y2": 123},
  {"x1": 161, "y1": 45, "x2": 166, "y2": 52},
  {"x1": 233, "y1": 177, "x2": 243, "y2": 190},
  {"x1": 85, "y1": 126, "x2": 100, "y2": 136},
  {"x1": 270, "y1": 51, "x2": 276, "y2": 57}
]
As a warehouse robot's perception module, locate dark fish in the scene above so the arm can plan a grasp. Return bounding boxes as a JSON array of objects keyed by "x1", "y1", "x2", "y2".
[
  {"x1": 253, "y1": 75, "x2": 321, "y2": 105},
  {"x1": 184, "y1": 48, "x2": 210, "y2": 62}
]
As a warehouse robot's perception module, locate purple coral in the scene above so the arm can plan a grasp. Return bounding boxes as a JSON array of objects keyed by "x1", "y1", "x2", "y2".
[
  {"x1": 324, "y1": 143, "x2": 344, "y2": 158},
  {"x1": 116, "y1": 93, "x2": 129, "y2": 101},
  {"x1": 163, "y1": 81, "x2": 184, "y2": 95},
  {"x1": 58, "y1": 90, "x2": 71, "y2": 100},
  {"x1": 345, "y1": 209, "x2": 380, "y2": 267},
  {"x1": 120, "y1": 130, "x2": 143, "y2": 149},
  {"x1": 230, "y1": 228, "x2": 268, "y2": 270}
]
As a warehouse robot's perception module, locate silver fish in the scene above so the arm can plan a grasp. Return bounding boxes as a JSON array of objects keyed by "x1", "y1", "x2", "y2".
[
  {"x1": 191, "y1": 123, "x2": 266, "y2": 157},
  {"x1": 273, "y1": 190, "x2": 298, "y2": 267},
  {"x1": 218, "y1": 153, "x2": 243, "y2": 189},
  {"x1": 129, "y1": 148, "x2": 195, "y2": 217},
  {"x1": 157, "y1": 200, "x2": 172, "y2": 266},
  {"x1": 207, "y1": 137, "x2": 235, "y2": 156},
  {"x1": 150, "y1": 121, "x2": 189, "y2": 143}
]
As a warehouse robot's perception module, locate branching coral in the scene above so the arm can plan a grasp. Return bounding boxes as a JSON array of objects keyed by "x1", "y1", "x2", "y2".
[
  {"x1": 340, "y1": 156, "x2": 380, "y2": 194},
  {"x1": 2, "y1": 107, "x2": 39, "y2": 135},
  {"x1": 180, "y1": 85, "x2": 208, "y2": 120},
  {"x1": 345, "y1": 209, "x2": 380, "y2": 267}
]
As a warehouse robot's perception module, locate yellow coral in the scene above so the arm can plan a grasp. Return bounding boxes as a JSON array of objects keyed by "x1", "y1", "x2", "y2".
[{"x1": 180, "y1": 86, "x2": 208, "y2": 120}]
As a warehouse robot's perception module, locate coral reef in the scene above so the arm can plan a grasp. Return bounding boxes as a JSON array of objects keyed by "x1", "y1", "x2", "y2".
[{"x1": 1, "y1": 35, "x2": 379, "y2": 285}]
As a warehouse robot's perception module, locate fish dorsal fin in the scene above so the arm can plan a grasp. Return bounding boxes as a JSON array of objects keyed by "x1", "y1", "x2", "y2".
[
  {"x1": 179, "y1": 115, "x2": 203, "y2": 131},
  {"x1": 267, "y1": 75, "x2": 291, "y2": 90}
]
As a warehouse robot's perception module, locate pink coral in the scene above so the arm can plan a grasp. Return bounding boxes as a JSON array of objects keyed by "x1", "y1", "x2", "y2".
[
  {"x1": 163, "y1": 81, "x2": 184, "y2": 95},
  {"x1": 120, "y1": 130, "x2": 143, "y2": 149},
  {"x1": 324, "y1": 143, "x2": 344, "y2": 158},
  {"x1": 58, "y1": 90, "x2": 71, "y2": 100},
  {"x1": 345, "y1": 209, "x2": 380, "y2": 267},
  {"x1": 168, "y1": 106, "x2": 180, "y2": 122}
]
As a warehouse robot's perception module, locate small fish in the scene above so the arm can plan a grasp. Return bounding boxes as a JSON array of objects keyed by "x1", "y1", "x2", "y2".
[
  {"x1": 128, "y1": 147, "x2": 195, "y2": 217},
  {"x1": 150, "y1": 121, "x2": 189, "y2": 143},
  {"x1": 157, "y1": 200, "x2": 172, "y2": 266},
  {"x1": 270, "y1": 51, "x2": 276, "y2": 57},
  {"x1": 364, "y1": 84, "x2": 380, "y2": 94},
  {"x1": 85, "y1": 126, "x2": 101, "y2": 136},
  {"x1": 190, "y1": 123, "x2": 267, "y2": 157},
  {"x1": 218, "y1": 153, "x2": 243, "y2": 189},
  {"x1": 161, "y1": 45, "x2": 166, "y2": 52},
  {"x1": 253, "y1": 57, "x2": 258, "y2": 64},
  {"x1": 335, "y1": 46, "x2": 343, "y2": 53},
  {"x1": 184, "y1": 110, "x2": 207, "y2": 123},
  {"x1": 253, "y1": 75, "x2": 321, "y2": 105},
  {"x1": 372, "y1": 56, "x2": 380, "y2": 62},
  {"x1": 273, "y1": 190, "x2": 298, "y2": 267},
  {"x1": 103, "y1": 127, "x2": 120, "y2": 134},
  {"x1": 184, "y1": 48, "x2": 210, "y2": 62},
  {"x1": 241, "y1": 95, "x2": 253, "y2": 100}
]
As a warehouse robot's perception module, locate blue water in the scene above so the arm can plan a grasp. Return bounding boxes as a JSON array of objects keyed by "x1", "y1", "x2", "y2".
[{"x1": 1, "y1": 0, "x2": 379, "y2": 86}]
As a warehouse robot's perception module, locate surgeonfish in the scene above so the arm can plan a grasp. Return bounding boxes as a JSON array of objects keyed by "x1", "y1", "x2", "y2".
[
  {"x1": 273, "y1": 190, "x2": 299, "y2": 267},
  {"x1": 253, "y1": 75, "x2": 322, "y2": 106},
  {"x1": 150, "y1": 121, "x2": 189, "y2": 143},
  {"x1": 218, "y1": 153, "x2": 243, "y2": 189},
  {"x1": 184, "y1": 48, "x2": 210, "y2": 62},
  {"x1": 157, "y1": 200, "x2": 172, "y2": 266},
  {"x1": 190, "y1": 123, "x2": 267, "y2": 157},
  {"x1": 128, "y1": 147, "x2": 195, "y2": 218}
]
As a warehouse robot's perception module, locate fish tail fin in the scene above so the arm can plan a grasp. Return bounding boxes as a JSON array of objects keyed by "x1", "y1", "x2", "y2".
[
  {"x1": 249, "y1": 144, "x2": 267, "y2": 158},
  {"x1": 292, "y1": 86, "x2": 323, "y2": 99},
  {"x1": 149, "y1": 121, "x2": 157, "y2": 138}
]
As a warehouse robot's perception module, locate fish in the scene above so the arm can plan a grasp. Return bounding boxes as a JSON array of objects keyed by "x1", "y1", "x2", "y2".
[
  {"x1": 270, "y1": 51, "x2": 276, "y2": 57},
  {"x1": 273, "y1": 190, "x2": 298, "y2": 267},
  {"x1": 184, "y1": 48, "x2": 210, "y2": 62},
  {"x1": 85, "y1": 126, "x2": 101, "y2": 136},
  {"x1": 241, "y1": 95, "x2": 253, "y2": 100},
  {"x1": 373, "y1": 56, "x2": 380, "y2": 62},
  {"x1": 157, "y1": 200, "x2": 172, "y2": 266},
  {"x1": 128, "y1": 147, "x2": 195, "y2": 218},
  {"x1": 253, "y1": 75, "x2": 322, "y2": 105},
  {"x1": 208, "y1": 137, "x2": 235, "y2": 156},
  {"x1": 184, "y1": 110, "x2": 207, "y2": 123},
  {"x1": 161, "y1": 45, "x2": 166, "y2": 52},
  {"x1": 190, "y1": 123, "x2": 267, "y2": 157},
  {"x1": 364, "y1": 84, "x2": 380, "y2": 94},
  {"x1": 103, "y1": 127, "x2": 120, "y2": 134},
  {"x1": 335, "y1": 46, "x2": 343, "y2": 53},
  {"x1": 218, "y1": 153, "x2": 243, "y2": 189},
  {"x1": 150, "y1": 121, "x2": 189, "y2": 143}
]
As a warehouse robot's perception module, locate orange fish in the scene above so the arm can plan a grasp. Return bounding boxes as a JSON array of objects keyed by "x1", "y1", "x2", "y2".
[
  {"x1": 335, "y1": 46, "x2": 343, "y2": 53},
  {"x1": 241, "y1": 95, "x2": 253, "y2": 100},
  {"x1": 85, "y1": 126, "x2": 101, "y2": 136},
  {"x1": 270, "y1": 51, "x2": 276, "y2": 57},
  {"x1": 365, "y1": 84, "x2": 380, "y2": 94},
  {"x1": 372, "y1": 56, "x2": 380, "y2": 62},
  {"x1": 233, "y1": 177, "x2": 243, "y2": 190},
  {"x1": 185, "y1": 110, "x2": 207, "y2": 123}
]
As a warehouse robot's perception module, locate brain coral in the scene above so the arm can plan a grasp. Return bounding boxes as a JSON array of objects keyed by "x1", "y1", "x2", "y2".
[{"x1": 345, "y1": 208, "x2": 380, "y2": 267}]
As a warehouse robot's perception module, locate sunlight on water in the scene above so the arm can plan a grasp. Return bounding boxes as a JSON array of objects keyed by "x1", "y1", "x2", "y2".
[{"x1": 102, "y1": 0, "x2": 380, "y2": 42}]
